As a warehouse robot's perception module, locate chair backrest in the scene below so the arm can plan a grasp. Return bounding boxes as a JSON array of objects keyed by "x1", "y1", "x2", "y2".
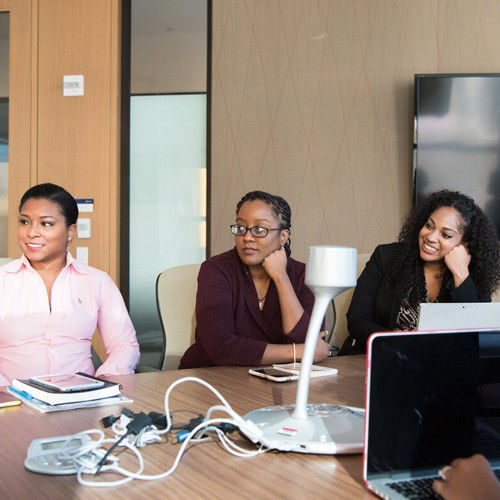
[
  {"x1": 156, "y1": 263, "x2": 201, "y2": 370},
  {"x1": 330, "y1": 253, "x2": 371, "y2": 348}
]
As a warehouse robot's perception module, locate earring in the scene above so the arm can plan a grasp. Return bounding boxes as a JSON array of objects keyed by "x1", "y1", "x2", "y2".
[{"x1": 67, "y1": 237, "x2": 72, "y2": 242}]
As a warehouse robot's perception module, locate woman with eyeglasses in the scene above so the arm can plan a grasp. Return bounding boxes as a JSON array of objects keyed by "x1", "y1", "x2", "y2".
[{"x1": 179, "y1": 191, "x2": 331, "y2": 368}]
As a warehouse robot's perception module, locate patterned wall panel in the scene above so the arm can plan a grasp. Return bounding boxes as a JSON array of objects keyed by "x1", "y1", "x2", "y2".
[{"x1": 211, "y1": 0, "x2": 499, "y2": 263}]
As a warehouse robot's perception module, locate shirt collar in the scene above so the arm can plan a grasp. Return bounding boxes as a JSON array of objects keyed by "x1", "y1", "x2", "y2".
[
  {"x1": 65, "y1": 251, "x2": 89, "y2": 274},
  {"x1": 3, "y1": 256, "x2": 24, "y2": 273},
  {"x1": 3, "y1": 251, "x2": 89, "y2": 275}
]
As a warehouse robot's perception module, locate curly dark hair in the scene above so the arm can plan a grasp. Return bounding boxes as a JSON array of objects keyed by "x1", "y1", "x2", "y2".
[
  {"x1": 236, "y1": 191, "x2": 292, "y2": 256},
  {"x1": 389, "y1": 190, "x2": 500, "y2": 304}
]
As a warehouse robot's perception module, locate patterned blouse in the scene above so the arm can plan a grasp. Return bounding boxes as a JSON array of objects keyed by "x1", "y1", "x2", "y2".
[{"x1": 396, "y1": 289, "x2": 437, "y2": 331}]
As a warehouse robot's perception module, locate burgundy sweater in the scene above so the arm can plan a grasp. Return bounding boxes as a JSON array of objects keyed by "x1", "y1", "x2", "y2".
[{"x1": 179, "y1": 248, "x2": 314, "y2": 368}]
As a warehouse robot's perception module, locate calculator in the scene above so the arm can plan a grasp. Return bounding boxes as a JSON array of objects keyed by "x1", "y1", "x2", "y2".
[{"x1": 24, "y1": 433, "x2": 92, "y2": 475}]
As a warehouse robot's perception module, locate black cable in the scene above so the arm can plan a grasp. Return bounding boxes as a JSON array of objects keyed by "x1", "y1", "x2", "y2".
[
  {"x1": 96, "y1": 412, "x2": 152, "y2": 472},
  {"x1": 96, "y1": 433, "x2": 129, "y2": 472}
]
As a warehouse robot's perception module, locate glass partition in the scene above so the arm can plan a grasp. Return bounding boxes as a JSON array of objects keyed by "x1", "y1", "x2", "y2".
[
  {"x1": 0, "y1": 13, "x2": 9, "y2": 257},
  {"x1": 129, "y1": 94, "x2": 206, "y2": 335},
  {"x1": 129, "y1": 0, "x2": 208, "y2": 367}
]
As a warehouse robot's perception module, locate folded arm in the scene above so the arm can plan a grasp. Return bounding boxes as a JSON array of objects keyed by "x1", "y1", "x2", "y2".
[{"x1": 195, "y1": 260, "x2": 325, "y2": 366}]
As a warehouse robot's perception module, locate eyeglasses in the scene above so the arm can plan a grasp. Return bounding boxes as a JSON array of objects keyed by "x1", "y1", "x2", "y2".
[{"x1": 230, "y1": 224, "x2": 282, "y2": 238}]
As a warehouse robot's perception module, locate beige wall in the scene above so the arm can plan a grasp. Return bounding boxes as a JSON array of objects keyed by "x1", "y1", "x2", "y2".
[{"x1": 211, "y1": 0, "x2": 500, "y2": 262}]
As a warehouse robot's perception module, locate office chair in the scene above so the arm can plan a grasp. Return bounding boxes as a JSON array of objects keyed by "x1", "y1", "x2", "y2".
[
  {"x1": 156, "y1": 263, "x2": 201, "y2": 370},
  {"x1": 328, "y1": 253, "x2": 370, "y2": 349}
]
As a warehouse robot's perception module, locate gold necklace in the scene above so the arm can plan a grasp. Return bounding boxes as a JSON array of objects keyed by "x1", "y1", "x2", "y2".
[
  {"x1": 258, "y1": 294, "x2": 267, "y2": 310},
  {"x1": 433, "y1": 271, "x2": 444, "y2": 279}
]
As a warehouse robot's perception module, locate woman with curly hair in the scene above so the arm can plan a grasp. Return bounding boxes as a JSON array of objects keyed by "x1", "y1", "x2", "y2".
[{"x1": 340, "y1": 190, "x2": 500, "y2": 355}]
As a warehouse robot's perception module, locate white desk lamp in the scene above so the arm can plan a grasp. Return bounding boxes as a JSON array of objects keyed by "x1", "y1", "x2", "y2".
[{"x1": 243, "y1": 245, "x2": 365, "y2": 454}]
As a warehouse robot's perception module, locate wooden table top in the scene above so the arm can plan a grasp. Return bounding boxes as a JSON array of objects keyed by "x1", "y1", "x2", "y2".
[{"x1": 0, "y1": 355, "x2": 373, "y2": 499}]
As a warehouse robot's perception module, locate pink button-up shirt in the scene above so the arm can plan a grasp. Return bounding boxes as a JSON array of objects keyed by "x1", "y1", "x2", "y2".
[{"x1": 0, "y1": 252, "x2": 140, "y2": 385}]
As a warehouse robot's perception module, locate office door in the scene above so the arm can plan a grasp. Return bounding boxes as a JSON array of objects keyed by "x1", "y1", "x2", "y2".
[{"x1": 0, "y1": 0, "x2": 32, "y2": 257}]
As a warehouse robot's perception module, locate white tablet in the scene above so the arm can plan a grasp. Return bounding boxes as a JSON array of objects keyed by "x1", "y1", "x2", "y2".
[{"x1": 29, "y1": 374, "x2": 104, "y2": 392}]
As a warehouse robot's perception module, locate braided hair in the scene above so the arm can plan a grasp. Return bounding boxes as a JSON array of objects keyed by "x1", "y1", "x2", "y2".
[
  {"x1": 236, "y1": 191, "x2": 292, "y2": 256},
  {"x1": 389, "y1": 190, "x2": 500, "y2": 305}
]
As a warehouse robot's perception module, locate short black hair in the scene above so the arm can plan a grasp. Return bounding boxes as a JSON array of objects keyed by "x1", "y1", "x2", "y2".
[
  {"x1": 236, "y1": 190, "x2": 292, "y2": 256},
  {"x1": 19, "y1": 183, "x2": 78, "y2": 227}
]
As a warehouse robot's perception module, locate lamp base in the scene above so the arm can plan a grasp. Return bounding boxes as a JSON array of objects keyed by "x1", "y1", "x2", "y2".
[{"x1": 242, "y1": 403, "x2": 364, "y2": 454}]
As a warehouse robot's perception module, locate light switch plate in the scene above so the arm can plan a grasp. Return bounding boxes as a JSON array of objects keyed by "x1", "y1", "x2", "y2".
[
  {"x1": 77, "y1": 218, "x2": 91, "y2": 239},
  {"x1": 76, "y1": 247, "x2": 88, "y2": 265},
  {"x1": 63, "y1": 75, "x2": 84, "y2": 96}
]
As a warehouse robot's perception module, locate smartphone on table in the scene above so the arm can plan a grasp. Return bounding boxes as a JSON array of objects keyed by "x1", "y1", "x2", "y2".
[
  {"x1": 29, "y1": 374, "x2": 104, "y2": 392},
  {"x1": 248, "y1": 367, "x2": 299, "y2": 382}
]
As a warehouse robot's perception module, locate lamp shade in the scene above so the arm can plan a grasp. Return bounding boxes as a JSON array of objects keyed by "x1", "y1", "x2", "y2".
[{"x1": 305, "y1": 245, "x2": 357, "y2": 289}]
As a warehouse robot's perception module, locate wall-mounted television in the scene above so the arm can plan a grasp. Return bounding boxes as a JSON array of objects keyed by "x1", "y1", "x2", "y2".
[{"x1": 414, "y1": 74, "x2": 500, "y2": 238}]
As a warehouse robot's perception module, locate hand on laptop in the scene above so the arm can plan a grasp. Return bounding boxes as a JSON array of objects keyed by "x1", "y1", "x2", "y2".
[
  {"x1": 433, "y1": 454, "x2": 500, "y2": 500},
  {"x1": 444, "y1": 244, "x2": 471, "y2": 287}
]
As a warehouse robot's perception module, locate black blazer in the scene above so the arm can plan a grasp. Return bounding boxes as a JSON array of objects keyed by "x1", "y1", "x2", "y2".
[{"x1": 341, "y1": 243, "x2": 489, "y2": 355}]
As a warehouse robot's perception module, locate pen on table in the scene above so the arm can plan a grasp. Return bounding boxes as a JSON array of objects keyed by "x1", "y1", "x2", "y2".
[{"x1": 7, "y1": 386, "x2": 33, "y2": 401}]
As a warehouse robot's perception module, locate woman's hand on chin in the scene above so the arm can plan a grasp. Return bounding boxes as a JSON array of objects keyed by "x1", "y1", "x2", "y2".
[
  {"x1": 444, "y1": 244, "x2": 471, "y2": 286},
  {"x1": 262, "y1": 247, "x2": 288, "y2": 282}
]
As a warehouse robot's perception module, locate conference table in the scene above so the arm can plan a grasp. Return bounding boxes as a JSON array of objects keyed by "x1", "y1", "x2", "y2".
[{"x1": 0, "y1": 355, "x2": 372, "y2": 499}]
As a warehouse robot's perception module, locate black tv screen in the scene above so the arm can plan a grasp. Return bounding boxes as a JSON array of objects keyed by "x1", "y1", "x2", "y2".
[{"x1": 414, "y1": 74, "x2": 500, "y2": 238}]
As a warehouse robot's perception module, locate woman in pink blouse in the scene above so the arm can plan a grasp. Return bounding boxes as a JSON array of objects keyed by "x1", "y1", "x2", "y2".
[{"x1": 0, "y1": 183, "x2": 139, "y2": 385}]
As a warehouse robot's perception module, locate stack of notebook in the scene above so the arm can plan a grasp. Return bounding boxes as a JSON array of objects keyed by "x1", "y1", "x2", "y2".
[{"x1": 7, "y1": 373, "x2": 132, "y2": 413}]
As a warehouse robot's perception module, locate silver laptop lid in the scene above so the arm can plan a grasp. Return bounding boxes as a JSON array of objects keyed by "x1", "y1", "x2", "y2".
[
  {"x1": 418, "y1": 302, "x2": 500, "y2": 330},
  {"x1": 364, "y1": 329, "x2": 500, "y2": 483}
]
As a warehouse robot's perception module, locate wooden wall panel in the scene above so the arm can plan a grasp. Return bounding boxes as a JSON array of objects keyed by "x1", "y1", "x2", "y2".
[
  {"x1": 36, "y1": 0, "x2": 121, "y2": 282},
  {"x1": 211, "y1": 0, "x2": 500, "y2": 263},
  {"x1": 1, "y1": 0, "x2": 32, "y2": 258}
]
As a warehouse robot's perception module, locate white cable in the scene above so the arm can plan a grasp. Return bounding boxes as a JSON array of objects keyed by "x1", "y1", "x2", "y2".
[
  {"x1": 111, "y1": 414, "x2": 163, "y2": 448},
  {"x1": 118, "y1": 417, "x2": 248, "y2": 481},
  {"x1": 206, "y1": 404, "x2": 231, "y2": 420},
  {"x1": 133, "y1": 425, "x2": 163, "y2": 447},
  {"x1": 111, "y1": 415, "x2": 131, "y2": 436},
  {"x1": 51, "y1": 377, "x2": 267, "y2": 487},
  {"x1": 161, "y1": 377, "x2": 253, "y2": 437},
  {"x1": 77, "y1": 440, "x2": 145, "y2": 487},
  {"x1": 203, "y1": 426, "x2": 267, "y2": 457}
]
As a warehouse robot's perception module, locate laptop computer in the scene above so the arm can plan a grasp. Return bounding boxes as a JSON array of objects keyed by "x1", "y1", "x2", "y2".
[
  {"x1": 418, "y1": 302, "x2": 500, "y2": 330},
  {"x1": 364, "y1": 329, "x2": 500, "y2": 499}
]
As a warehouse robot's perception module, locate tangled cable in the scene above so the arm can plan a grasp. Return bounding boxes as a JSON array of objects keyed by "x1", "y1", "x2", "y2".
[{"x1": 47, "y1": 377, "x2": 267, "y2": 488}]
